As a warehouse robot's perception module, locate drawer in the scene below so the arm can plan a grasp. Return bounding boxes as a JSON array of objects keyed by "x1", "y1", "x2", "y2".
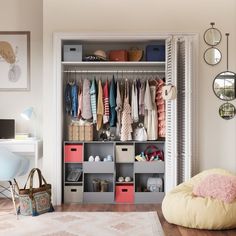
[
  {"x1": 83, "y1": 162, "x2": 114, "y2": 173},
  {"x1": 134, "y1": 161, "x2": 165, "y2": 173},
  {"x1": 135, "y1": 192, "x2": 164, "y2": 204},
  {"x1": 115, "y1": 185, "x2": 134, "y2": 203},
  {"x1": 2, "y1": 143, "x2": 35, "y2": 153},
  {"x1": 83, "y1": 192, "x2": 114, "y2": 203},
  {"x1": 64, "y1": 185, "x2": 83, "y2": 203},
  {"x1": 64, "y1": 144, "x2": 83, "y2": 163},
  {"x1": 116, "y1": 145, "x2": 134, "y2": 163}
]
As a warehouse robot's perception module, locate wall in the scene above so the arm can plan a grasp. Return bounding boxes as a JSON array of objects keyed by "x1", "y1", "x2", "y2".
[
  {"x1": 43, "y1": 0, "x2": 236, "y2": 200},
  {"x1": 0, "y1": 0, "x2": 43, "y2": 139}
]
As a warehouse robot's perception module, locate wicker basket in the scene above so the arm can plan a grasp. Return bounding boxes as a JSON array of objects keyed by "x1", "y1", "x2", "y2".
[
  {"x1": 68, "y1": 123, "x2": 93, "y2": 141},
  {"x1": 128, "y1": 48, "x2": 143, "y2": 61}
]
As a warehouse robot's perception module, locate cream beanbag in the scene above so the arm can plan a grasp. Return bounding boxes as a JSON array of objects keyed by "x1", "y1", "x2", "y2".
[{"x1": 162, "y1": 169, "x2": 236, "y2": 230}]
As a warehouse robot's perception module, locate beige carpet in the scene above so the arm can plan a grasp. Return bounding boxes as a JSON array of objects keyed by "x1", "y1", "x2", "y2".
[{"x1": 0, "y1": 211, "x2": 164, "y2": 236}]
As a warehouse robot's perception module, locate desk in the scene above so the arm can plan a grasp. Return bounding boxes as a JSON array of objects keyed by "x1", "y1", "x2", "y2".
[{"x1": 0, "y1": 139, "x2": 43, "y2": 167}]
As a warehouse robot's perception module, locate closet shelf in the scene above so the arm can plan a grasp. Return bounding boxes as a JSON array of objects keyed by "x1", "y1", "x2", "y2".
[{"x1": 61, "y1": 61, "x2": 165, "y2": 67}]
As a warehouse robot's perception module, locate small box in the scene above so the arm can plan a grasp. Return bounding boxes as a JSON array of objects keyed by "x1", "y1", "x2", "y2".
[
  {"x1": 146, "y1": 45, "x2": 165, "y2": 61},
  {"x1": 116, "y1": 144, "x2": 134, "y2": 163},
  {"x1": 63, "y1": 45, "x2": 82, "y2": 61},
  {"x1": 115, "y1": 185, "x2": 134, "y2": 203},
  {"x1": 64, "y1": 144, "x2": 83, "y2": 162},
  {"x1": 64, "y1": 186, "x2": 83, "y2": 203}
]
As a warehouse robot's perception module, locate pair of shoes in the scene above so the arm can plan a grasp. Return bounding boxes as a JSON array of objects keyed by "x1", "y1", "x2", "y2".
[
  {"x1": 118, "y1": 176, "x2": 132, "y2": 182},
  {"x1": 88, "y1": 155, "x2": 101, "y2": 162}
]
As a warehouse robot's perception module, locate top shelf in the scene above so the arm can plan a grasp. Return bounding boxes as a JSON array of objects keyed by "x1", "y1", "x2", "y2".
[{"x1": 61, "y1": 61, "x2": 165, "y2": 67}]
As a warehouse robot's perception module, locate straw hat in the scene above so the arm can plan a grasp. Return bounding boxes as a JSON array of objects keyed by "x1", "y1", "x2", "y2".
[{"x1": 93, "y1": 50, "x2": 107, "y2": 60}]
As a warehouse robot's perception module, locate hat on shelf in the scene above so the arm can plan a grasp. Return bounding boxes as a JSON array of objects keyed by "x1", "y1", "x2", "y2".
[{"x1": 83, "y1": 50, "x2": 107, "y2": 61}]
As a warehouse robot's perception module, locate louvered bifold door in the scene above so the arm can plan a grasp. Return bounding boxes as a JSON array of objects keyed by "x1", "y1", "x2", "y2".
[
  {"x1": 176, "y1": 37, "x2": 193, "y2": 184},
  {"x1": 165, "y1": 37, "x2": 178, "y2": 193}
]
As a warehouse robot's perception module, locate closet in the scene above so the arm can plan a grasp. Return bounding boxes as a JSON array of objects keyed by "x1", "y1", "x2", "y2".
[{"x1": 52, "y1": 33, "x2": 198, "y2": 205}]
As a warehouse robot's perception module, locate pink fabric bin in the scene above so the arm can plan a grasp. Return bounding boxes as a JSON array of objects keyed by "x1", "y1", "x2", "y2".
[
  {"x1": 115, "y1": 185, "x2": 134, "y2": 203},
  {"x1": 64, "y1": 144, "x2": 83, "y2": 163}
]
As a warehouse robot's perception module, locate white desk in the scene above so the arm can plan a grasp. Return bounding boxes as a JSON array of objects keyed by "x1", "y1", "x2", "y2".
[{"x1": 0, "y1": 139, "x2": 43, "y2": 167}]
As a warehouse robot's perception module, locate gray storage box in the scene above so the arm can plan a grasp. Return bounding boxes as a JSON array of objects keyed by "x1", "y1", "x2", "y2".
[
  {"x1": 64, "y1": 185, "x2": 83, "y2": 203},
  {"x1": 116, "y1": 145, "x2": 134, "y2": 163},
  {"x1": 63, "y1": 45, "x2": 82, "y2": 61}
]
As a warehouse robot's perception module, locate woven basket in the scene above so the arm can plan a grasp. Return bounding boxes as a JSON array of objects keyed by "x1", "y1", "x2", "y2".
[{"x1": 128, "y1": 48, "x2": 143, "y2": 61}]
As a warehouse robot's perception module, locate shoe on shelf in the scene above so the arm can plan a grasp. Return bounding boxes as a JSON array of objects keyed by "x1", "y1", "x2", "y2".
[
  {"x1": 125, "y1": 176, "x2": 132, "y2": 182},
  {"x1": 88, "y1": 156, "x2": 94, "y2": 162},
  {"x1": 118, "y1": 176, "x2": 124, "y2": 182},
  {"x1": 95, "y1": 156, "x2": 101, "y2": 162}
]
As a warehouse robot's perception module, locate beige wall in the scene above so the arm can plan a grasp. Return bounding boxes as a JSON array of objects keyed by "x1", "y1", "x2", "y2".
[
  {"x1": 0, "y1": 0, "x2": 43, "y2": 138},
  {"x1": 43, "y1": 0, "x2": 236, "y2": 183}
]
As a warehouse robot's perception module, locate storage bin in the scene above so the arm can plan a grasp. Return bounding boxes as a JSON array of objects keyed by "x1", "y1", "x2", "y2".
[
  {"x1": 64, "y1": 185, "x2": 83, "y2": 203},
  {"x1": 116, "y1": 145, "x2": 134, "y2": 163},
  {"x1": 146, "y1": 45, "x2": 165, "y2": 61},
  {"x1": 63, "y1": 45, "x2": 82, "y2": 61},
  {"x1": 64, "y1": 144, "x2": 83, "y2": 162},
  {"x1": 115, "y1": 185, "x2": 134, "y2": 203},
  {"x1": 68, "y1": 123, "x2": 93, "y2": 141}
]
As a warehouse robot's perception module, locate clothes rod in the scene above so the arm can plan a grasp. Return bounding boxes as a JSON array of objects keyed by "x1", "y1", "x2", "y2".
[{"x1": 63, "y1": 70, "x2": 165, "y2": 73}]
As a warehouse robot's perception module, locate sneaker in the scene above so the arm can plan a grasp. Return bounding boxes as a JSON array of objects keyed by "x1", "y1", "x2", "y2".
[
  {"x1": 125, "y1": 176, "x2": 132, "y2": 182},
  {"x1": 88, "y1": 156, "x2": 94, "y2": 162},
  {"x1": 95, "y1": 156, "x2": 101, "y2": 162},
  {"x1": 118, "y1": 176, "x2": 124, "y2": 182}
]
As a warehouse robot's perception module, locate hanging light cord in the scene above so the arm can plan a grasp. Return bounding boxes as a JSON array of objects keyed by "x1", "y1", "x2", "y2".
[{"x1": 226, "y1": 33, "x2": 229, "y2": 71}]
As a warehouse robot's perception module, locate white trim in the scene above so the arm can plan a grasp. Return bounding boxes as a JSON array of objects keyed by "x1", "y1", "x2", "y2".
[{"x1": 52, "y1": 32, "x2": 199, "y2": 205}]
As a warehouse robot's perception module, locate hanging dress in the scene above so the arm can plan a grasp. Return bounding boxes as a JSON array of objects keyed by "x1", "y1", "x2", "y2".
[
  {"x1": 109, "y1": 76, "x2": 117, "y2": 127},
  {"x1": 96, "y1": 80, "x2": 104, "y2": 131},
  {"x1": 90, "y1": 78, "x2": 97, "y2": 123},
  {"x1": 71, "y1": 82, "x2": 78, "y2": 118},
  {"x1": 120, "y1": 80, "x2": 132, "y2": 141},
  {"x1": 82, "y1": 79, "x2": 92, "y2": 120},
  {"x1": 131, "y1": 80, "x2": 139, "y2": 123},
  {"x1": 65, "y1": 82, "x2": 72, "y2": 115},
  {"x1": 103, "y1": 79, "x2": 110, "y2": 124},
  {"x1": 139, "y1": 81, "x2": 145, "y2": 116},
  {"x1": 77, "y1": 80, "x2": 83, "y2": 119}
]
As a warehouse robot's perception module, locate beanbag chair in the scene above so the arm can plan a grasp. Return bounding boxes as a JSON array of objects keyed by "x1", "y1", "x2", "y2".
[{"x1": 162, "y1": 168, "x2": 236, "y2": 229}]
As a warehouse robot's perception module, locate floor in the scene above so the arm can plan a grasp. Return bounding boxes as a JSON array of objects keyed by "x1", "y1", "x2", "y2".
[{"x1": 1, "y1": 198, "x2": 236, "y2": 236}]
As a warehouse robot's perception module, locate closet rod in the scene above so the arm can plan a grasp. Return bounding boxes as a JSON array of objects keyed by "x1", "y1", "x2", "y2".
[{"x1": 63, "y1": 70, "x2": 165, "y2": 73}]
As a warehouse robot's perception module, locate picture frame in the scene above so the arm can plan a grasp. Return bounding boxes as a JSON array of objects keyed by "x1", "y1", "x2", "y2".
[{"x1": 0, "y1": 31, "x2": 30, "y2": 91}]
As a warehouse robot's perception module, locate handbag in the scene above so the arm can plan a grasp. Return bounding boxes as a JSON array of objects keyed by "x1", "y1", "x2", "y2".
[
  {"x1": 109, "y1": 50, "x2": 128, "y2": 61},
  {"x1": 17, "y1": 168, "x2": 54, "y2": 216},
  {"x1": 162, "y1": 84, "x2": 177, "y2": 100},
  {"x1": 133, "y1": 123, "x2": 147, "y2": 141},
  {"x1": 144, "y1": 145, "x2": 164, "y2": 161}
]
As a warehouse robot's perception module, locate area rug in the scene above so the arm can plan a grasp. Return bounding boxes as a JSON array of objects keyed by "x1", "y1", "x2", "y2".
[{"x1": 0, "y1": 211, "x2": 164, "y2": 236}]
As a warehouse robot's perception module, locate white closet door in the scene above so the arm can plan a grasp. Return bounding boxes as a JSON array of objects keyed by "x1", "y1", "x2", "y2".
[
  {"x1": 165, "y1": 37, "x2": 178, "y2": 192},
  {"x1": 165, "y1": 36, "x2": 195, "y2": 192}
]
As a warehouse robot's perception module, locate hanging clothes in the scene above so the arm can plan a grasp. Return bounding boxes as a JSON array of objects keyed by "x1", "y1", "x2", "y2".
[
  {"x1": 139, "y1": 81, "x2": 145, "y2": 116},
  {"x1": 97, "y1": 79, "x2": 104, "y2": 131},
  {"x1": 131, "y1": 80, "x2": 139, "y2": 123},
  {"x1": 65, "y1": 82, "x2": 72, "y2": 115},
  {"x1": 77, "y1": 80, "x2": 83, "y2": 119},
  {"x1": 120, "y1": 79, "x2": 132, "y2": 141},
  {"x1": 156, "y1": 78, "x2": 165, "y2": 137},
  {"x1": 82, "y1": 79, "x2": 92, "y2": 120},
  {"x1": 116, "y1": 80, "x2": 122, "y2": 136},
  {"x1": 71, "y1": 82, "x2": 78, "y2": 118},
  {"x1": 144, "y1": 80, "x2": 157, "y2": 140},
  {"x1": 103, "y1": 79, "x2": 110, "y2": 124},
  {"x1": 90, "y1": 78, "x2": 97, "y2": 123},
  {"x1": 109, "y1": 75, "x2": 117, "y2": 127}
]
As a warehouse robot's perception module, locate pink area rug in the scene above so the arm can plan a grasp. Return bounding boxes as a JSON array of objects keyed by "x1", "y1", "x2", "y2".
[{"x1": 0, "y1": 211, "x2": 164, "y2": 236}]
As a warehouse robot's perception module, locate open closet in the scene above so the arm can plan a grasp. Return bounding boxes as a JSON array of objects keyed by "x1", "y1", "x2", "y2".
[{"x1": 52, "y1": 33, "x2": 198, "y2": 205}]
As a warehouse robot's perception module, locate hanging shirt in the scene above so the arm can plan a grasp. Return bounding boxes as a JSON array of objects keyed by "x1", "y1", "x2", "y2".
[
  {"x1": 116, "y1": 81, "x2": 122, "y2": 136},
  {"x1": 131, "y1": 80, "x2": 139, "y2": 123},
  {"x1": 103, "y1": 79, "x2": 110, "y2": 124},
  {"x1": 109, "y1": 76, "x2": 117, "y2": 127},
  {"x1": 139, "y1": 81, "x2": 145, "y2": 116},
  {"x1": 90, "y1": 78, "x2": 97, "y2": 123},
  {"x1": 65, "y1": 83, "x2": 72, "y2": 115},
  {"x1": 77, "y1": 81, "x2": 83, "y2": 119},
  {"x1": 82, "y1": 79, "x2": 92, "y2": 120},
  {"x1": 71, "y1": 83, "x2": 78, "y2": 118},
  {"x1": 97, "y1": 80, "x2": 104, "y2": 131}
]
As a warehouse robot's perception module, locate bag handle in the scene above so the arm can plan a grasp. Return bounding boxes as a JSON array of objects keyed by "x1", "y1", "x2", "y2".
[{"x1": 144, "y1": 145, "x2": 160, "y2": 154}]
